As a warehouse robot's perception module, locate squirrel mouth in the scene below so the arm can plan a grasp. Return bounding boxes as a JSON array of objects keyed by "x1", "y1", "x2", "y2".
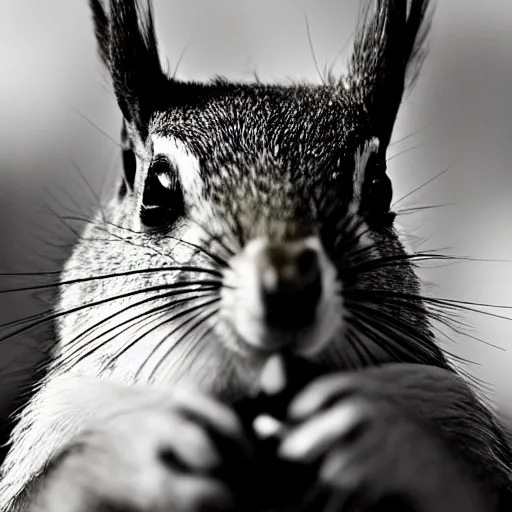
[
  {"x1": 239, "y1": 329, "x2": 303, "y2": 356},
  {"x1": 225, "y1": 319, "x2": 329, "y2": 362}
]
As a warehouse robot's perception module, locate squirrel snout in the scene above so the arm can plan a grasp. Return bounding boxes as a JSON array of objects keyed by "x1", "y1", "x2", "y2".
[
  {"x1": 225, "y1": 235, "x2": 341, "y2": 355},
  {"x1": 257, "y1": 243, "x2": 322, "y2": 330}
]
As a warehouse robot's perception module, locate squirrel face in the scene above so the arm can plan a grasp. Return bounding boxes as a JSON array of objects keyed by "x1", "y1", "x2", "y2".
[
  {"x1": 134, "y1": 87, "x2": 383, "y2": 359},
  {"x1": 55, "y1": 0, "x2": 447, "y2": 397}
]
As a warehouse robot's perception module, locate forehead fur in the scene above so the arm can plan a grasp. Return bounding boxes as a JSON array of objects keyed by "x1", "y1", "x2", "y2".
[
  {"x1": 145, "y1": 82, "x2": 375, "y2": 242},
  {"x1": 149, "y1": 81, "x2": 372, "y2": 169}
]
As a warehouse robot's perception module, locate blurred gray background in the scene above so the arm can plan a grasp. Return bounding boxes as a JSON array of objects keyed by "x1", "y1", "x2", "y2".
[{"x1": 0, "y1": 0, "x2": 511, "y2": 422}]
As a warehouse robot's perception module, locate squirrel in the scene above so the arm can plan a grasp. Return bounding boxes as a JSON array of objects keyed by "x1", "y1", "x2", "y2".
[{"x1": 1, "y1": 0, "x2": 511, "y2": 510}]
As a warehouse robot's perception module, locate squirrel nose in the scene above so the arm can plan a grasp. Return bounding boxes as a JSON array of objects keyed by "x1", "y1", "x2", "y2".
[{"x1": 257, "y1": 242, "x2": 322, "y2": 330}]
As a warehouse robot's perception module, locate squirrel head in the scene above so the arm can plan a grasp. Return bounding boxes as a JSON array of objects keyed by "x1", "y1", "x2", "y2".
[{"x1": 56, "y1": 0, "x2": 448, "y2": 394}]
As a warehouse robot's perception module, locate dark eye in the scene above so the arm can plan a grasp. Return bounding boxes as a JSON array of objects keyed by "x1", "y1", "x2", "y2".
[
  {"x1": 367, "y1": 173, "x2": 392, "y2": 212},
  {"x1": 140, "y1": 154, "x2": 184, "y2": 229},
  {"x1": 362, "y1": 166, "x2": 396, "y2": 228}
]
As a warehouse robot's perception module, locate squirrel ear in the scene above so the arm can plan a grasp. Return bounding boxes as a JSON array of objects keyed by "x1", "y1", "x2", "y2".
[
  {"x1": 89, "y1": 0, "x2": 169, "y2": 139},
  {"x1": 347, "y1": 0, "x2": 433, "y2": 150}
]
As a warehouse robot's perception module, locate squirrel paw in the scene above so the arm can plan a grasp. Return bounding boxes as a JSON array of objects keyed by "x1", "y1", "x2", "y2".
[
  {"x1": 30, "y1": 388, "x2": 250, "y2": 512},
  {"x1": 278, "y1": 372, "x2": 489, "y2": 512}
]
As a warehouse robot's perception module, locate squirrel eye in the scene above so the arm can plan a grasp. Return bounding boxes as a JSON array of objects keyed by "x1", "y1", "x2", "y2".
[
  {"x1": 363, "y1": 172, "x2": 396, "y2": 227},
  {"x1": 140, "y1": 154, "x2": 184, "y2": 229}
]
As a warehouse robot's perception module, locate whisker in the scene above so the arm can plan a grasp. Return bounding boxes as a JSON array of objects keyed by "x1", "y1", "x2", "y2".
[
  {"x1": 348, "y1": 312, "x2": 415, "y2": 365},
  {"x1": 343, "y1": 251, "x2": 455, "y2": 275},
  {"x1": 347, "y1": 304, "x2": 442, "y2": 365},
  {"x1": 0, "y1": 281, "x2": 222, "y2": 344},
  {"x1": 327, "y1": 25, "x2": 354, "y2": 77},
  {"x1": 58, "y1": 288, "x2": 219, "y2": 369},
  {"x1": 387, "y1": 140, "x2": 432, "y2": 163},
  {"x1": 139, "y1": 299, "x2": 220, "y2": 382},
  {"x1": 164, "y1": 314, "x2": 219, "y2": 383},
  {"x1": 395, "y1": 203, "x2": 453, "y2": 216},
  {"x1": 345, "y1": 325, "x2": 382, "y2": 367},
  {"x1": 0, "y1": 271, "x2": 62, "y2": 277},
  {"x1": 348, "y1": 290, "x2": 506, "y2": 352},
  {"x1": 305, "y1": 15, "x2": 325, "y2": 85},
  {"x1": 103, "y1": 294, "x2": 219, "y2": 366},
  {"x1": 329, "y1": 216, "x2": 373, "y2": 262},
  {"x1": 41, "y1": 194, "x2": 82, "y2": 239},
  {"x1": 344, "y1": 250, "x2": 512, "y2": 276},
  {"x1": 162, "y1": 231, "x2": 230, "y2": 268},
  {"x1": 60, "y1": 215, "x2": 183, "y2": 261},
  {"x1": 187, "y1": 217, "x2": 238, "y2": 259},
  {"x1": 0, "y1": 265, "x2": 223, "y2": 296},
  {"x1": 389, "y1": 125, "x2": 428, "y2": 147},
  {"x1": 60, "y1": 292, "x2": 218, "y2": 371},
  {"x1": 90, "y1": 311, "x2": 169, "y2": 370},
  {"x1": 346, "y1": 301, "x2": 491, "y2": 390},
  {"x1": 63, "y1": 212, "x2": 231, "y2": 269},
  {"x1": 147, "y1": 303, "x2": 220, "y2": 382},
  {"x1": 71, "y1": 106, "x2": 121, "y2": 147},
  {"x1": 69, "y1": 157, "x2": 108, "y2": 223},
  {"x1": 349, "y1": 288, "x2": 512, "y2": 321},
  {"x1": 341, "y1": 330, "x2": 364, "y2": 368},
  {"x1": 392, "y1": 165, "x2": 452, "y2": 208},
  {"x1": 171, "y1": 39, "x2": 193, "y2": 79},
  {"x1": 1, "y1": 275, "x2": 223, "y2": 332},
  {"x1": 103, "y1": 214, "x2": 231, "y2": 267}
]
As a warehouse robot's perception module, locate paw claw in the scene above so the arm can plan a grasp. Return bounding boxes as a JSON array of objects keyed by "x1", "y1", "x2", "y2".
[{"x1": 279, "y1": 400, "x2": 369, "y2": 463}]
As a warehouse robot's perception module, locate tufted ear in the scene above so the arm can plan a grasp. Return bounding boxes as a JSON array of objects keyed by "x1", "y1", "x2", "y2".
[
  {"x1": 347, "y1": 0, "x2": 433, "y2": 150},
  {"x1": 89, "y1": 0, "x2": 169, "y2": 139}
]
